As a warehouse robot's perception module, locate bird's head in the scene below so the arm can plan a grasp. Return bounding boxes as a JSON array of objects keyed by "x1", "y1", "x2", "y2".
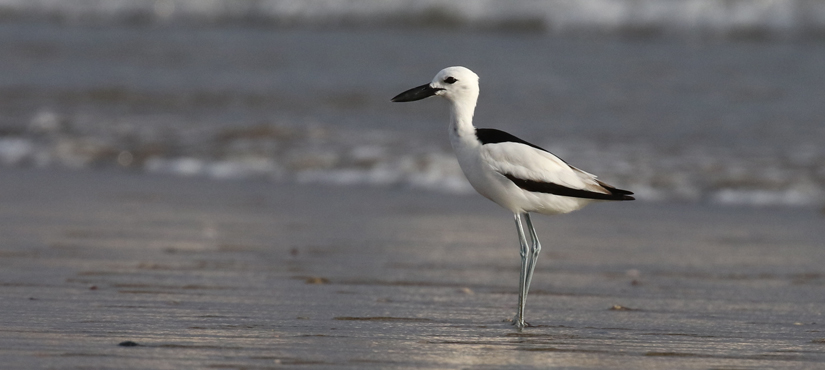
[{"x1": 391, "y1": 66, "x2": 479, "y2": 104}]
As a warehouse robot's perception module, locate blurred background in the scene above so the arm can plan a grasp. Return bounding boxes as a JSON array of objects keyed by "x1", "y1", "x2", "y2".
[{"x1": 0, "y1": 0, "x2": 823, "y2": 207}]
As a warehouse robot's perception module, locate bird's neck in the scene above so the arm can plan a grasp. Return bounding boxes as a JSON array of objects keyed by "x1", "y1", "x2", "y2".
[{"x1": 449, "y1": 98, "x2": 477, "y2": 139}]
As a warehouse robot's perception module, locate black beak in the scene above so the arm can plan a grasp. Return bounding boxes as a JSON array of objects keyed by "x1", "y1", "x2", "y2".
[{"x1": 391, "y1": 84, "x2": 443, "y2": 102}]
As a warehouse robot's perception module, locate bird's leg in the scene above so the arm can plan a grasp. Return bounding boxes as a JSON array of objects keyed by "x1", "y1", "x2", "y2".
[
  {"x1": 523, "y1": 213, "x2": 542, "y2": 298},
  {"x1": 513, "y1": 213, "x2": 530, "y2": 329}
]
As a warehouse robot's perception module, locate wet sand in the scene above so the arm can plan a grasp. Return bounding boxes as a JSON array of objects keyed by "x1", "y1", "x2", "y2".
[{"x1": 1, "y1": 168, "x2": 824, "y2": 369}]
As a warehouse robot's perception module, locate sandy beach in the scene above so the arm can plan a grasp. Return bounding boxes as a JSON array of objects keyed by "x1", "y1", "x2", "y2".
[{"x1": 0, "y1": 168, "x2": 823, "y2": 369}]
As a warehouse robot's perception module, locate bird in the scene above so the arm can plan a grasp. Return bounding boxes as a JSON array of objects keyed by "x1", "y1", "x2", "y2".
[{"x1": 391, "y1": 66, "x2": 634, "y2": 329}]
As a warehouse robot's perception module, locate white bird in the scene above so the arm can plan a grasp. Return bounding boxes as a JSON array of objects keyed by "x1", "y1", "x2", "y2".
[{"x1": 392, "y1": 66, "x2": 634, "y2": 329}]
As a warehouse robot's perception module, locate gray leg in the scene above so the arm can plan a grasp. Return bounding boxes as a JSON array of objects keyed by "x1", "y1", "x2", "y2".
[
  {"x1": 513, "y1": 213, "x2": 530, "y2": 329},
  {"x1": 523, "y1": 213, "x2": 542, "y2": 300}
]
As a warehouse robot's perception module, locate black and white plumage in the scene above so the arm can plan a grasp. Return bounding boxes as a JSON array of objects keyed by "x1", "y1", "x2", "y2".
[{"x1": 392, "y1": 66, "x2": 634, "y2": 329}]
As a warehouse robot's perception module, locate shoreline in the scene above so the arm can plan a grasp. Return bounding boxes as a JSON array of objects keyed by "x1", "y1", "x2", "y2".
[{"x1": 1, "y1": 168, "x2": 823, "y2": 369}]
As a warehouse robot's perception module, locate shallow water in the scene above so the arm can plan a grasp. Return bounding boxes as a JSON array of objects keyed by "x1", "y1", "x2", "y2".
[{"x1": 0, "y1": 21, "x2": 824, "y2": 205}]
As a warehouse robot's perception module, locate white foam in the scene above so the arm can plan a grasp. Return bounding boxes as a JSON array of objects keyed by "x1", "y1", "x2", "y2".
[
  {"x1": 293, "y1": 151, "x2": 472, "y2": 193},
  {"x1": 711, "y1": 189, "x2": 822, "y2": 207},
  {"x1": 5, "y1": 0, "x2": 825, "y2": 37},
  {"x1": 144, "y1": 157, "x2": 204, "y2": 176},
  {"x1": 207, "y1": 158, "x2": 281, "y2": 180},
  {"x1": 0, "y1": 138, "x2": 34, "y2": 166},
  {"x1": 1, "y1": 121, "x2": 823, "y2": 207}
]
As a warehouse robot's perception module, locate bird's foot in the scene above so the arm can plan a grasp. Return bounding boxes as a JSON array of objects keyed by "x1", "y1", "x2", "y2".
[{"x1": 509, "y1": 315, "x2": 530, "y2": 330}]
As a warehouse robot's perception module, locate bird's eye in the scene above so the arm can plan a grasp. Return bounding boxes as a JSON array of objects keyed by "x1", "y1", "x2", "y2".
[{"x1": 444, "y1": 77, "x2": 457, "y2": 84}]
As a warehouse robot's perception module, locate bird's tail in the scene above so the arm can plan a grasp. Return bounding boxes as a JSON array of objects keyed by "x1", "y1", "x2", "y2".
[{"x1": 596, "y1": 180, "x2": 635, "y2": 201}]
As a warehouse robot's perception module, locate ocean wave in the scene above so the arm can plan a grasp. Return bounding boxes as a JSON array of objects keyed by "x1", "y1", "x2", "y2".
[
  {"x1": 3, "y1": 0, "x2": 825, "y2": 38},
  {"x1": 2, "y1": 114, "x2": 823, "y2": 207}
]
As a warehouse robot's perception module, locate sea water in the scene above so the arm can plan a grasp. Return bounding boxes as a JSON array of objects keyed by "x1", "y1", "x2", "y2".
[{"x1": 0, "y1": 1, "x2": 823, "y2": 207}]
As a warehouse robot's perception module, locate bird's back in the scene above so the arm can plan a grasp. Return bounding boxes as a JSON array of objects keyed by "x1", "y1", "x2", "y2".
[{"x1": 451, "y1": 128, "x2": 633, "y2": 215}]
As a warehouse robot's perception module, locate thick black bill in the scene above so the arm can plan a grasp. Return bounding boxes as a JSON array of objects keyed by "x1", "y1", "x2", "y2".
[{"x1": 391, "y1": 84, "x2": 442, "y2": 102}]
